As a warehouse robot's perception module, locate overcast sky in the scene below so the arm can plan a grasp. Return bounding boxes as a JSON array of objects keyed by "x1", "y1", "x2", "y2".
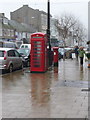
[{"x1": 0, "y1": 0, "x2": 89, "y2": 29}]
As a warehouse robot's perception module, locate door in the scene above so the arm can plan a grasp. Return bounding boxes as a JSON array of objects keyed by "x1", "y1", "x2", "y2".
[
  {"x1": 14, "y1": 50, "x2": 22, "y2": 68},
  {"x1": 31, "y1": 40, "x2": 45, "y2": 71}
]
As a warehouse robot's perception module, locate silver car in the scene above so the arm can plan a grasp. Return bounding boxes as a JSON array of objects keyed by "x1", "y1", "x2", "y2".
[
  {"x1": 0, "y1": 48, "x2": 23, "y2": 73},
  {"x1": 0, "y1": 41, "x2": 18, "y2": 49}
]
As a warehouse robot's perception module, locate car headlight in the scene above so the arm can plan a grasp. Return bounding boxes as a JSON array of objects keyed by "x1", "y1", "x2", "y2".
[{"x1": 24, "y1": 56, "x2": 28, "y2": 59}]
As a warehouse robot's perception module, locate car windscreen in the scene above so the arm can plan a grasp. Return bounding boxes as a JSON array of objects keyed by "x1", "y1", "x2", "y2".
[
  {"x1": 0, "y1": 51, "x2": 4, "y2": 57},
  {"x1": 18, "y1": 49, "x2": 30, "y2": 56}
]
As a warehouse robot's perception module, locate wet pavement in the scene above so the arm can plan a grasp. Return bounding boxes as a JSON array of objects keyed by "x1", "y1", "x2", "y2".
[{"x1": 1, "y1": 59, "x2": 90, "y2": 118}]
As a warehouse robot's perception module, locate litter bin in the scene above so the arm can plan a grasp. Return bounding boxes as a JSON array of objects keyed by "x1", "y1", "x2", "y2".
[{"x1": 53, "y1": 47, "x2": 59, "y2": 66}]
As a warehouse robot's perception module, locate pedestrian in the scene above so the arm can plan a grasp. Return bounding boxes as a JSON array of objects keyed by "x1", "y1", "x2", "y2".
[
  {"x1": 74, "y1": 46, "x2": 79, "y2": 60},
  {"x1": 78, "y1": 46, "x2": 86, "y2": 66}
]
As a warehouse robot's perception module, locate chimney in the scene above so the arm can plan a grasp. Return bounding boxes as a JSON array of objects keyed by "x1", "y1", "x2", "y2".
[{"x1": 23, "y1": 5, "x2": 28, "y2": 7}]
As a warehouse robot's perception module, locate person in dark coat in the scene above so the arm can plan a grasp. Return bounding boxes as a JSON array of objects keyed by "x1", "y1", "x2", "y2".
[{"x1": 74, "y1": 46, "x2": 79, "y2": 60}]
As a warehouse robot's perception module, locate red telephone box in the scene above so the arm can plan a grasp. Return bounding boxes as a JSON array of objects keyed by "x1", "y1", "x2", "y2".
[{"x1": 30, "y1": 32, "x2": 48, "y2": 72}]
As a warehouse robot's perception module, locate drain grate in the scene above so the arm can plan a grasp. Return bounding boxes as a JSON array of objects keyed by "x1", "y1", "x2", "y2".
[{"x1": 81, "y1": 88, "x2": 90, "y2": 92}]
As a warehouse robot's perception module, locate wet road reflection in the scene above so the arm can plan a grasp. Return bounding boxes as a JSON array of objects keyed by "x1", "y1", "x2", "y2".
[{"x1": 30, "y1": 73, "x2": 51, "y2": 105}]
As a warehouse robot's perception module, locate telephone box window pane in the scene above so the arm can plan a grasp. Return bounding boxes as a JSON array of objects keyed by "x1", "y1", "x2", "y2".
[
  {"x1": 34, "y1": 61, "x2": 41, "y2": 64},
  {"x1": 34, "y1": 51, "x2": 41, "y2": 54},
  {"x1": 33, "y1": 48, "x2": 41, "y2": 51},
  {"x1": 33, "y1": 55, "x2": 41, "y2": 57},
  {"x1": 34, "y1": 65, "x2": 40, "y2": 67},
  {"x1": 34, "y1": 45, "x2": 41, "y2": 47},
  {"x1": 34, "y1": 41, "x2": 41, "y2": 44},
  {"x1": 33, "y1": 58, "x2": 40, "y2": 60}
]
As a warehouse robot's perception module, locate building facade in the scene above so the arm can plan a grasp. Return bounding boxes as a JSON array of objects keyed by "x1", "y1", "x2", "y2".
[
  {"x1": 0, "y1": 13, "x2": 15, "y2": 41},
  {"x1": 10, "y1": 5, "x2": 47, "y2": 33},
  {"x1": 0, "y1": 13, "x2": 36, "y2": 43}
]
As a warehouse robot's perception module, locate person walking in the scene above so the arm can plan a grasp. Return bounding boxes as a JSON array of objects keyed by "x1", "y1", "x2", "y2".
[
  {"x1": 78, "y1": 46, "x2": 86, "y2": 66},
  {"x1": 74, "y1": 46, "x2": 79, "y2": 60}
]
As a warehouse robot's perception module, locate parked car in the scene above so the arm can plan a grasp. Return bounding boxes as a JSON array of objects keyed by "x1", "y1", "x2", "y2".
[
  {"x1": 20, "y1": 44, "x2": 31, "y2": 49},
  {"x1": 0, "y1": 41, "x2": 18, "y2": 49},
  {"x1": 0, "y1": 48, "x2": 23, "y2": 73},
  {"x1": 17, "y1": 48, "x2": 30, "y2": 67}
]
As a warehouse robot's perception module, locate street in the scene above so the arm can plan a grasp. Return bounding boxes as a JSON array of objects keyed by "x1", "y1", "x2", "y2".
[{"x1": 1, "y1": 59, "x2": 90, "y2": 118}]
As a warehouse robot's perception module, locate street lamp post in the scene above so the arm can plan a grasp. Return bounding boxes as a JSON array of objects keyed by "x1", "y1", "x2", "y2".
[
  {"x1": 47, "y1": 0, "x2": 51, "y2": 50},
  {"x1": 47, "y1": 0, "x2": 52, "y2": 67}
]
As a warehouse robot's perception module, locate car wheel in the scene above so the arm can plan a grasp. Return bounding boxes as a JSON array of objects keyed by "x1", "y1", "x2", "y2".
[{"x1": 9, "y1": 64, "x2": 13, "y2": 73}]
